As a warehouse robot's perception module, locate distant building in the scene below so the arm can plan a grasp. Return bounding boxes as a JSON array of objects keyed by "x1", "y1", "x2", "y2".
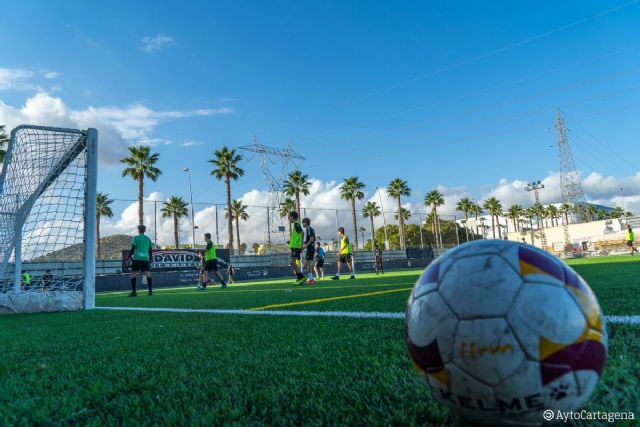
[{"x1": 457, "y1": 203, "x2": 617, "y2": 239}]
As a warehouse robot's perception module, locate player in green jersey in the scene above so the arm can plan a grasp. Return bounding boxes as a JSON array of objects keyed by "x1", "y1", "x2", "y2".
[
  {"x1": 289, "y1": 211, "x2": 306, "y2": 285},
  {"x1": 127, "y1": 225, "x2": 153, "y2": 297},
  {"x1": 332, "y1": 227, "x2": 355, "y2": 280},
  {"x1": 199, "y1": 233, "x2": 227, "y2": 289}
]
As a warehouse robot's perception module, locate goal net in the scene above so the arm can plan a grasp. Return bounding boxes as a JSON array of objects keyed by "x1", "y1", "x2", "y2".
[{"x1": 0, "y1": 125, "x2": 97, "y2": 313}]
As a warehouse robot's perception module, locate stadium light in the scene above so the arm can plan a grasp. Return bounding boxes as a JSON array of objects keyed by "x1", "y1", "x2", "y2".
[
  {"x1": 183, "y1": 168, "x2": 196, "y2": 250},
  {"x1": 375, "y1": 187, "x2": 390, "y2": 250}
]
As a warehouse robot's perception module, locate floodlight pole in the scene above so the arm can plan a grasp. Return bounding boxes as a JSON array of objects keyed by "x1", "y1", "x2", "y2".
[
  {"x1": 183, "y1": 168, "x2": 196, "y2": 249},
  {"x1": 266, "y1": 207, "x2": 271, "y2": 252},
  {"x1": 620, "y1": 187, "x2": 626, "y2": 219},
  {"x1": 525, "y1": 181, "x2": 547, "y2": 250},
  {"x1": 418, "y1": 213, "x2": 424, "y2": 248},
  {"x1": 214, "y1": 204, "x2": 220, "y2": 246},
  {"x1": 376, "y1": 188, "x2": 390, "y2": 250}
]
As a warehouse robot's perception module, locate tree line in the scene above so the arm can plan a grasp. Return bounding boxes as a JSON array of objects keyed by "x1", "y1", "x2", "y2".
[{"x1": 92, "y1": 144, "x2": 634, "y2": 257}]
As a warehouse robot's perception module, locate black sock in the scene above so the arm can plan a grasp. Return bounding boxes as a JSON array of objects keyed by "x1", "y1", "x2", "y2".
[
  {"x1": 130, "y1": 277, "x2": 136, "y2": 293},
  {"x1": 296, "y1": 272, "x2": 304, "y2": 279},
  {"x1": 147, "y1": 277, "x2": 153, "y2": 292}
]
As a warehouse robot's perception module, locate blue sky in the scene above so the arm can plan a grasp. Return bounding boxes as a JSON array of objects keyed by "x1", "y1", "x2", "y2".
[{"x1": 2, "y1": 0, "x2": 640, "y2": 243}]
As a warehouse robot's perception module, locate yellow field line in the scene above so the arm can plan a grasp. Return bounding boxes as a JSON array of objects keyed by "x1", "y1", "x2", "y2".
[
  {"x1": 249, "y1": 287, "x2": 412, "y2": 311},
  {"x1": 98, "y1": 281, "x2": 414, "y2": 297}
]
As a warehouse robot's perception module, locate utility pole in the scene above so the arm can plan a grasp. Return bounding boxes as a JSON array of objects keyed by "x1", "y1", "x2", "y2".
[
  {"x1": 376, "y1": 188, "x2": 390, "y2": 250},
  {"x1": 183, "y1": 168, "x2": 196, "y2": 250},
  {"x1": 525, "y1": 181, "x2": 547, "y2": 250}
]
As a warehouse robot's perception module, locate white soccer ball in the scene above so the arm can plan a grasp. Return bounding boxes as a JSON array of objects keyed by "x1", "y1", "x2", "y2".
[{"x1": 405, "y1": 240, "x2": 607, "y2": 426}]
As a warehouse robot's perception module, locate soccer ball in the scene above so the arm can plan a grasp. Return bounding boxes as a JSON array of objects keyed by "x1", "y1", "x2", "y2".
[{"x1": 405, "y1": 240, "x2": 607, "y2": 426}]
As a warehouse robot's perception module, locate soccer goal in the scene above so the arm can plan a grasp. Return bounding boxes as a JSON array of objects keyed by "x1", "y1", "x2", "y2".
[{"x1": 0, "y1": 125, "x2": 97, "y2": 313}]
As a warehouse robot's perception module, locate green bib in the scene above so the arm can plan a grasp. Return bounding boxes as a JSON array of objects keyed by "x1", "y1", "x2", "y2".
[
  {"x1": 290, "y1": 221, "x2": 303, "y2": 249},
  {"x1": 204, "y1": 242, "x2": 217, "y2": 261},
  {"x1": 132, "y1": 235, "x2": 152, "y2": 261}
]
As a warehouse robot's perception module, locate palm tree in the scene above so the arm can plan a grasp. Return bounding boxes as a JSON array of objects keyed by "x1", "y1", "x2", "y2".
[
  {"x1": 0, "y1": 124, "x2": 9, "y2": 163},
  {"x1": 596, "y1": 209, "x2": 608, "y2": 220},
  {"x1": 506, "y1": 205, "x2": 524, "y2": 232},
  {"x1": 586, "y1": 204, "x2": 597, "y2": 222},
  {"x1": 610, "y1": 206, "x2": 625, "y2": 219},
  {"x1": 161, "y1": 196, "x2": 189, "y2": 249},
  {"x1": 209, "y1": 146, "x2": 244, "y2": 253},
  {"x1": 469, "y1": 203, "x2": 483, "y2": 237},
  {"x1": 96, "y1": 192, "x2": 114, "y2": 259},
  {"x1": 483, "y1": 197, "x2": 503, "y2": 239},
  {"x1": 533, "y1": 203, "x2": 544, "y2": 229},
  {"x1": 387, "y1": 179, "x2": 411, "y2": 250},
  {"x1": 547, "y1": 205, "x2": 560, "y2": 227},
  {"x1": 525, "y1": 206, "x2": 537, "y2": 231},
  {"x1": 227, "y1": 200, "x2": 249, "y2": 254},
  {"x1": 120, "y1": 146, "x2": 162, "y2": 226},
  {"x1": 394, "y1": 207, "x2": 411, "y2": 221},
  {"x1": 283, "y1": 169, "x2": 311, "y2": 217},
  {"x1": 424, "y1": 189, "x2": 445, "y2": 247},
  {"x1": 279, "y1": 198, "x2": 297, "y2": 235},
  {"x1": 456, "y1": 197, "x2": 473, "y2": 242},
  {"x1": 340, "y1": 176, "x2": 365, "y2": 250},
  {"x1": 560, "y1": 203, "x2": 572, "y2": 225},
  {"x1": 362, "y1": 201, "x2": 381, "y2": 249}
]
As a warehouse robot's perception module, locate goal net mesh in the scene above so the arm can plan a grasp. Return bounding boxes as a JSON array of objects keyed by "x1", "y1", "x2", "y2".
[{"x1": 0, "y1": 126, "x2": 89, "y2": 293}]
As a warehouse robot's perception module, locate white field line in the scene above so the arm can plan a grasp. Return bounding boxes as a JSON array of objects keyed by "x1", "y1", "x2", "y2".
[
  {"x1": 94, "y1": 306, "x2": 640, "y2": 324},
  {"x1": 96, "y1": 306, "x2": 405, "y2": 319}
]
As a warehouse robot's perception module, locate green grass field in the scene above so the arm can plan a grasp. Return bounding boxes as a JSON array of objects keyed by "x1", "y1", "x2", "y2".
[{"x1": 1, "y1": 256, "x2": 639, "y2": 426}]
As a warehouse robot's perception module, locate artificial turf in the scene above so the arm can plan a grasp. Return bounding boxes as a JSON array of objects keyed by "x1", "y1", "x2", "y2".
[{"x1": 0, "y1": 258, "x2": 638, "y2": 426}]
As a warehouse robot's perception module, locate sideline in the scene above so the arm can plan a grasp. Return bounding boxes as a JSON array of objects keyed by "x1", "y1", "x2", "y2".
[{"x1": 94, "y1": 306, "x2": 640, "y2": 325}]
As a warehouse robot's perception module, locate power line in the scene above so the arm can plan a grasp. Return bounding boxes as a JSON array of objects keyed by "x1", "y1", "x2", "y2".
[{"x1": 257, "y1": 0, "x2": 640, "y2": 133}]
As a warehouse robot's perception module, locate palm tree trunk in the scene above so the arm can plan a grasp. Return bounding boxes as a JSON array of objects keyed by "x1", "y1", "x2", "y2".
[
  {"x1": 225, "y1": 175, "x2": 234, "y2": 253},
  {"x1": 296, "y1": 192, "x2": 301, "y2": 218},
  {"x1": 491, "y1": 215, "x2": 496, "y2": 238},
  {"x1": 474, "y1": 212, "x2": 479, "y2": 237},
  {"x1": 96, "y1": 214, "x2": 101, "y2": 259},
  {"x1": 138, "y1": 174, "x2": 144, "y2": 226},
  {"x1": 173, "y1": 215, "x2": 179, "y2": 249},
  {"x1": 397, "y1": 197, "x2": 404, "y2": 250},
  {"x1": 369, "y1": 216, "x2": 375, "y2": 249},
  {"x1": 464, "y1": 211, "x2": 469, "y2": 242},
  {"x1": 236, "y1": 217, "x2": 241, "y2": 255},
  {"x1": 351, "y1": 199, "x2": 358, "y2": 251},
  {"x1": 497, "y1": 215, "x2": 502, "y2": 239}
]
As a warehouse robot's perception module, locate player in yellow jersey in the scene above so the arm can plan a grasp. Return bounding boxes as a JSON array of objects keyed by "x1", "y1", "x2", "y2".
[
  {"x1": 626, "y1": 224, "x2": 637, "y2": 255},
  {"x1": 200, "y1": 233, "x2": 227, "y2": 289},
  {"x1": 289, "y1": 211, "x2": 306, "y2": 285},
  {"x1": 332, "y1": 227, "x2": 355, "y2": 280}
]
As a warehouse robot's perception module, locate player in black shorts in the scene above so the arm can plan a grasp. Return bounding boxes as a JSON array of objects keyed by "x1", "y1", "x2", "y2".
[
  {"x1": 200, "y1": 233, "x2": 227, "y2": 289},
  {"x1": 302, "y1": 217, "x2": 316, "y2": 285},
  {"x1": 374, "y1": 244, "x2": 384, "y2": 275}
]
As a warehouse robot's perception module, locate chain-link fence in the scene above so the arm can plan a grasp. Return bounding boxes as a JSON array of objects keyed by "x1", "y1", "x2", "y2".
[{"x1": 97, "y1": 198, "x2": 466, "y2": 258}]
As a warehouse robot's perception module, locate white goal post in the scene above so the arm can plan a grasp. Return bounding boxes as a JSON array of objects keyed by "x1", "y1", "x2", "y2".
[{"x1": 0, "y1": 125, "x2": 97, "y2": 313}]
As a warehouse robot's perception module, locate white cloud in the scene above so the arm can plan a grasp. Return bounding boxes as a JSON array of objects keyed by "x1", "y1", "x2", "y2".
[
  {"x1": 98, "y1": 179, "x2": 425, "y2": 248},
  {"x1": 44, "y1": 71, "x2": 60, "y2": 80},
  {"x1": 181, "y1": 140, "x2": 203, "y2": 147},
  {"x1": 96, "y1": 168, "x2": 640, "y2": 248},
  {"x1": 72, "y1": 104, "x2": 233, "y2": 139},
  {"x1": 137, "y1": 137, "x2": 173, "y2": 147},
  {"x1": 0, "y1": 68, "x2": 38, "y2": 91},
  {"x1": 0, "y1": 93, "x2": 233, "y2": 166},
  {"x1": 140, "y1": 35, "x2": 174, "y2": 53}
]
